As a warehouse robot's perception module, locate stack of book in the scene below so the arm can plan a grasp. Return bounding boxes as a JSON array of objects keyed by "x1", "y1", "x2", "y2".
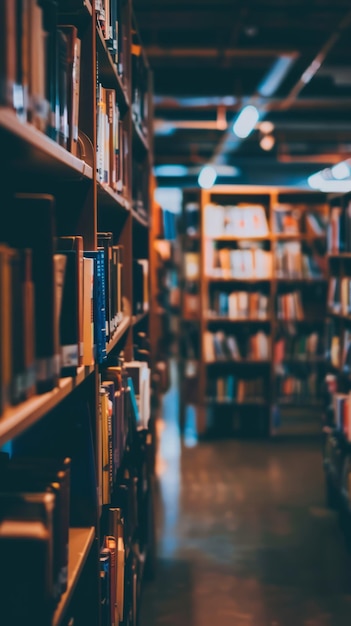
[
  {"x1": 275, "y1": 242, "x2": 323, "y2": 278},
  {"x1": 276, "y1": 291, "x2": 304, "y2": 320},
  {"x1": 204, "y1": 203, "x2": 269, "y2": 237},
  {"x1": 205, "y1": 241, "x2": 272, "y2": 279},
  {"x1": 209, "y1": 289, "x2": 269, "y2": 319},
  {"x1": 96, "y1": 84, "x2": 125, "y2": 193},
  {"x1": 208, "y1": 376, "x2": 266, "y2": 402}
]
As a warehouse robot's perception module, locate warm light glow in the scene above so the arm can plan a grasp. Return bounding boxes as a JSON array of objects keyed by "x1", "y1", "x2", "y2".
[
  {"x1": 260, "y1": 134, "x2": 275, "y2": 151},
  {"x1": 259, "y1": 121, "x2": 274, "y2": 134},
  {"x1": 331, "y1": 161, "x2": 351, "y2": 180},
  {"x1": 233, "y1": 105, "x2": 259, "y2": 138},
  {"x1": 198, "y1": 165, "x2": 217, "y2": 189}
]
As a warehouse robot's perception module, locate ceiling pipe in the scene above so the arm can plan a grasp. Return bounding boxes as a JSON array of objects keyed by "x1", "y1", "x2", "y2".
[{"x1": 210, "y1": 8, "x2": 351, "y2": 166}]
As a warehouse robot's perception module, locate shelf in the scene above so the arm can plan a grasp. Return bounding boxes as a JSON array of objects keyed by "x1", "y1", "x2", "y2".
[
  {"x1": 0, "y1": 108, "x2": 93, "y2": 179},
  {"x1": 327, "y1": 252, "x2": 351, "y2": 258},
  {"x1": 207, "y1": 234, "x2": 270, "y2": 242},
  {"x1": 205, "y1": 397, "x2": 269, "y2": 406},
  {"x1": 97, "y1": 183, "x2": 131, "y2": 212},
  {"x1": 276, "y1": 398, "x2": 324, "y2": 407},
  {"x1": 206, "y1": 276, "x2": 271, "y2": 283},
  {"x1": 0, "y1": 366, "x2": 95, "y2": 447},
  {"x1": 106, "y1": 316, "x2": 131, "y2": 354},
  {"x1": 96, "y1": 25, "x2": 129, "y2": 114},
  {"x1": 274, "y1": 233, "x2": 326, "y2": 241},
  {"x1": 275, "y1": 277, "x2": 326, "y2": 283},
  {"x1": 132, "y1": 311, "x2": 149, "y2": 326},
  {"x1": 53, "y1": 527, "x2": 95, "y2": 626},
  {"x1": 278, "y1": 357, "x2": 325, "y2": 364},
  {"x1": 276, "y1": 318, "x2": 326, "y2": 324},
  {"x1": 132, "y1": 119, "x2": 149, "y2": 154},
  {"x1": 206, "y1": 315, "x2": 270, "y2": 323},
  {"x1": 132, "y1": 208, "x2": 149, "y2": 228},
  {"x1": 206, "y1": 359, "x2": 271, "y2": 366}
]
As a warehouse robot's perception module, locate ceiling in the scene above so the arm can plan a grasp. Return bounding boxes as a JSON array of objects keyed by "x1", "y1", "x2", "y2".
[{"x1": 133, "y1": 0, "x2": 351, "y2": 189}]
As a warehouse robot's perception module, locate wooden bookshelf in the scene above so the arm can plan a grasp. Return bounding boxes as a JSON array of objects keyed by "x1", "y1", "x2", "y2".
[
  {"x1": 180, "y1": 185, "x2": 328, "y2": 437},
  {"x1": 53, "y1": 527, "x2": 96, "y2": 626},
  {"x1": 0, "y1": 2, "x2": 155, "y2": 624}
]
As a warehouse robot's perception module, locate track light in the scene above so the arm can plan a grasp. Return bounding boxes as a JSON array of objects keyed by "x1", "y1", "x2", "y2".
[
  {"x1": 198, "y1": 165, "x2": 217, "y2": 189},
  {"x1": 233, "y1": 105, "x2": 259, "y2": 138}
]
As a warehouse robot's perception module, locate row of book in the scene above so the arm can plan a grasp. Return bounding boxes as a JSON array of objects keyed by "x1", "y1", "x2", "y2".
[
  {"x1": 328, "y1": 200, "x2": 351, "y2": 253},
  {"x1": 131, "y1": 38, "x2": 149, "y2": 137},
  {"x1": 96, "y1": 0, "x2": 126, "y2": 80},
  {"x1": 327, "y1": 276, "x2": 351, "y2": 316},
  {"x1": 204, "y1": 203, "x2": 269, "y2": 237},
  {"x1": 0, "y1": 194, "x2": 134, "y2": 414},
  {"x1": 272, "y1": 204, "x2": 326, "y2": 236},
  {"x1": 274, "y1": 331, "x2": 323, "y2": 363},
  {"x1": 205, "y1": 243, "x2": 272, "y2": 279},
  {"x1": 275, "y1": 372, "x2": 321, "y2": 400},
  {"x1": 275, "y1": 242, "x2": 324, "y2": 279},
  {"x1": 331, "y1": 391, "x2": 351, "y2": 442},
  {"x1": 203, "y1": 330, "x2": 270, "y2": 362},
  {"x1": 1, "y1": 1, "x2": 81, "y2": 153},
  {"x1": 207, "y1": 376, "x2": 267, "y2": 402},
  {"x1": 203, "y1": 202, "x2": 327, "y2": 238},
  {"x1": 99, "y1": 361, "x2": 151, "y2": 506},
  {"x1": 276, "y1": 291, "x2": 304, "y2": 320},
  {"x1": 208, "y1": 290, "x2": 269, "y2": 319},
  {"x1": 97, "y1": 83, "x2": 128, "y2": 193}
]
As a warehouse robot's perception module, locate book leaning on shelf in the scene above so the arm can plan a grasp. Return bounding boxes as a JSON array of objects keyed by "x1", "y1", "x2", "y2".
[
  {"x1": 1, "y1": 2, "x2": 82, "y2": 152},
  {"x1": 0, "y1": 455, "x2": 71, "y2": 625}
]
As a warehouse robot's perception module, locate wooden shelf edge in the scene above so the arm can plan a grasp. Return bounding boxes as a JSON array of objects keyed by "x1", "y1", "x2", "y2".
[
  {"x1": 131, "y1": 208, "x2": 149, "y2": 227},
  {"x1": 97, "y1": 183, "x2": 131, "y2": 212},
  {"x1": 0, "y1": 365, "x2": 95, "y2": 447},
  {"x1": 132, "y1": 311, "x2": 149, "y2": 326},
  {"x1": 96, "y1": 26, "x2": 129, "y2": 111},
  {"x1": 205, "y1": 398, "x2": 268, "y2": 406},
  {"x1": 205, "y1": 359, "x2": 271, "y2": 365},
  {"x1": 84, "y1": 0, "x2": 93, "y2": 16},
  {"x1": 132, "y1": 119, "x2": 149, "y2": 152},
  {"x1": 206, "y1": 316, "x2": 270, "y2": 323},
  {"x1": 53, "y1": 527, "x2": 95, "y2": 626},
  {"x1": 0, "y1": 108, "x2": 93, "y2": 179},
  {"x1": 106, "y1": 316, "x2": 131, "y2": 353}
]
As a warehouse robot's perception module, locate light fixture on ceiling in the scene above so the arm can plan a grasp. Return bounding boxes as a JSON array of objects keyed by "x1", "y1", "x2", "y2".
[
  {"x1": 331, "y1": 161, "x2": 351, "y2": 180},
  {"x1": 198, "y1": 165, "x2": 217, "y2": 189},
  {"x1": 233, "y1": 105, "x2": 259, "y2": 139},
  {"x1": 260, "y1": 134, "x2": 275, "y2": 151},
  {"x1": 308, "y1": 159, "x2": 351, "y2": 192}
]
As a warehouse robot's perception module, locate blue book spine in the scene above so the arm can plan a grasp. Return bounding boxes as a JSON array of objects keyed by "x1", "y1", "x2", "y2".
[{"x1": 85, "y1": 251, "x2": 107, "y2": 363}]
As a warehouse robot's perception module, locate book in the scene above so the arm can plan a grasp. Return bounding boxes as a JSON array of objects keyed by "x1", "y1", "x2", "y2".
[
  {"x1": 0, "y1": 245, "x2": 13, "y2": 413},
  {"x1": 57, "y1": 235, "x2": 84, "y2": 372},
  {"x1": 85, "y1": 250, "x2": 107, "y2": 363},
  {"x1": 58, "y1": 25, "x2": 81, "y2": 155},
  {"x1": 0, "y1": 0, "x2": 17, "y2": 108},
  {"x1": 83, "y1": 256, "x2": 94, "y2": 366},
  {"x1": 0, "y1": 490, "x2": 56, "y2": 625},
  {"x1": 10, "y1": 194, "x2": 59, "y2": 393}
]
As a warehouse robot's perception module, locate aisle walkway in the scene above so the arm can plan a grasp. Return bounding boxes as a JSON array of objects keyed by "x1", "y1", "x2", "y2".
[{"x1": 140, "y1": 364, "x2": 351, "y2": 626}]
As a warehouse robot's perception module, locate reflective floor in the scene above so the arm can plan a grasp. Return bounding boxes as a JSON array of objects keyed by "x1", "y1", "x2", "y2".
[{"x1": 140, "y1": 363, "x2": 351, "y2": 625}]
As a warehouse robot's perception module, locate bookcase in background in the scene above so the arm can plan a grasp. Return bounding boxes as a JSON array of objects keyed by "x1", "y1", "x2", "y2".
[
  {"x1": 180, "y1": 186, "x2": 328, "y2": 438},
  {"x1": 0, "y1": 1, "x2": 155, "y2": 625},
  {"x1": 322, "y1": 191, "x2": 351, "y2": 542}
]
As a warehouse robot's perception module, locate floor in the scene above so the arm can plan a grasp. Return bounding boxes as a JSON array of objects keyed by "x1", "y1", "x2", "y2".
[{"x1": 140, "y1": 362, "x2": 351, "y2": 626}]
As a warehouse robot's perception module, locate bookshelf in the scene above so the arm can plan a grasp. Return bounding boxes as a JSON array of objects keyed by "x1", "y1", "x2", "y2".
[
  {"x1": 180, "y1": 186, "x2": 328, "y2": 437},
  {"x1": 0, "y1": 2, "x2": 155, "y2": 625},
  {"x1": 323, "y1": 192, "x2": 351, "y2": 535}
]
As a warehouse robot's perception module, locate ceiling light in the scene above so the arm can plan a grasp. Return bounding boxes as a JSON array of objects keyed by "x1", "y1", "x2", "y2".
[
  {"x1": 198, "y1": 165, "x2": 217, "y2": 189},
  {"x1": 259, "y1": 121, "x2": 274, "y2": 134},
  {"x1": 260, "y1": 134, "x2": 275, "y2": 151},
  {"x1": 233, "y1": 105, "x2": 259, "y2": 138},
  {"x1": 258, "y1": 55, "x2": 296, "y2": 97},
  {"x1": 331, "y1": 161, "x2": 351, "y2": 180},
  {"x1": 307, "y1": 172, "x2": 325, "y2": 189},
  {"x1": 154, "y1": 165, "x2": 188, "y2": 177}
]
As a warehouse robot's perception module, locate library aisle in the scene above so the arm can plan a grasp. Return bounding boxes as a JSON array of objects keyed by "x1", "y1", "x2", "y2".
[{"x1": 140, "y1": 361, "x2": 351, "y2": 626}]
